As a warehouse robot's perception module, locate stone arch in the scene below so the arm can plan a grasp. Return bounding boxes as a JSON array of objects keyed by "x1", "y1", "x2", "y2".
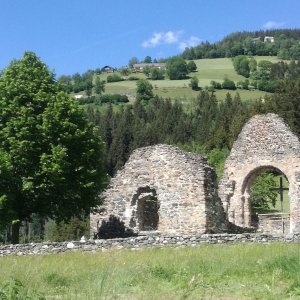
[
  {"x1": 241, "y1": 165, "x2": 290, "y2": 229},
  {"x1": 219, "y1": 114, "x2": 300, "y2": 234},
  {"x1": 241, "y1": 165, "x2": 287, "y2": 195}
]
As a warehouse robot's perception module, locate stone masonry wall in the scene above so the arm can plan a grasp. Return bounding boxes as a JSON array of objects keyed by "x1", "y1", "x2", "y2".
[
  {"x1": 91, "y1": 144, "x2": 226, "y2": 236},
  {"x1": 1, "y1": 234, "x2": 300, "y2": 257},
  {"x1": 219, "y1": 113, "x2": 300, "y2": 234}
]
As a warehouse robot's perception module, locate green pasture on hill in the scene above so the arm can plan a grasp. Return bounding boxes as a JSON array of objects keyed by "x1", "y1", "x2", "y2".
[
  {"x1": 1, "y1": 243, "x2": 300, "y2": 299},
  {"x1": 95, "y1": 56, "x2": 278, "y2": 103}
]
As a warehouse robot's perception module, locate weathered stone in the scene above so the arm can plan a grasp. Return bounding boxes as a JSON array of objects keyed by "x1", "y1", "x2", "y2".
[
  {"x1": 66, "y1": 242, "x2": 75, "y2": 249},
  {"x1": 219, "y1": 113, "x2": 300, "y2": 234},
  {"x1": 91, "y1": 144, "x2": 226, "y2": 236}
]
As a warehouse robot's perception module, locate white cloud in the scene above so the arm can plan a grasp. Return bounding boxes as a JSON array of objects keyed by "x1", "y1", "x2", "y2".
[
  {"x1": 263, "y1": 21, "x2": 285, "y2": 29},
  {"x1": 142, "y1": 31, "x2": 183, "y2": 48},
  {"x1": 179, "y1": 36, "x2": 201, "y2": 50},
  {"x1": 164, "y1": 31, "x2": 182, "y2": 43}
]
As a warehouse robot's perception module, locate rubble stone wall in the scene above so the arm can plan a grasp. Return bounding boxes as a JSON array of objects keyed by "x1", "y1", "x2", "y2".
[
  {"x1": 91, "y1": 144, "x2": 226, "y2": 236},
  {"x1": 219, "y1": 113, "x2": 300, "y2": 234},
  {"x1": 1, "y1": 234, "x2": 300, "y2": 257}
]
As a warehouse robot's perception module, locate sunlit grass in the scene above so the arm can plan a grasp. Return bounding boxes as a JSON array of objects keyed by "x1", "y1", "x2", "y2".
[
  {"x1": 1, "y1": 243, "x2": 300, "y2": 299},
  {"x1": 93, "y1": 56, "x2": 277, "y2": 104}
]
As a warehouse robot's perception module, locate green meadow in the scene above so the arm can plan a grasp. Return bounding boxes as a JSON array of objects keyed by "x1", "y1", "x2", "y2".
[
  {"x1": 94, "y1": 56, "x2": 280, "y2": 103},
  {"x1": 1, "y1": 243, "x2": 300, "y2": 299}
]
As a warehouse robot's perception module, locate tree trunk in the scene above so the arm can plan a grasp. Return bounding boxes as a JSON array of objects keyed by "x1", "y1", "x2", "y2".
[
  {"x1": 5, "y1": 225, "x2": 11, "y2": 244},
  {"x1": 11, "y1": 222, "x2": 20, "y2": 244},
  {"x1": 24, "y1": 221, "x2": 30, "y2": 243}
]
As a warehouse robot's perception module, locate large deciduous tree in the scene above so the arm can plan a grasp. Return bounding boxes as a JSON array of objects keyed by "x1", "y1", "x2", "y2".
[
  {"x1": 0, "y1": 52, "x2": 106, "y2": 243},
  {"x1": 166, "y1": 57, "x2": 188, "y2": 80},
  {"x1": 136, "y1": 79, "x2": 154, "y2": 101},
  {"x1": 128, "y1": 57, "x2": 139, "y2": 68},
  {"x1": 187, "y1": 60, "x2": 197, "y2": 73}
]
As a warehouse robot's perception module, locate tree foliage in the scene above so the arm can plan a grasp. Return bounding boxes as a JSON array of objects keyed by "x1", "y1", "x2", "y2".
[
  {"x1": 189, "y1": 76, "x2": 199, "y2": 90},
  {"x1": 87, "y1": 90, "x2": 254, "y2": 176},
  {"x1": 187, "y1": 60, "x2": 197, "y2": 73},
  {"x1": 128, "y1": 57, "x2": 139, "y2": 68},
  {"x1": 222, "y1": 78, "x2": 236, "y2": 90},
  {"x1": 181, "y1": 29, "x2": 300, "y2": 60},
  {"x1": 166, "y1": 57, "x2": 188, "y2": 80},
  {"x1": 150, "y1": 68, "x2": 165, "y2": 80},
  {"x1": 94, "y1": 77, "x2": 105, "y2": 95},
  {"x1": 107, "y1": 73, "x2": 123, "y2": 82},
  {"x1": 0, "y1": 52, "x2": 106, "y2": 243},
  {"x1": 250, "y1": 172, "x2": 278, "y2": 212},
  {"x1": 265, "y1": 78, "x2": 300, "y2": 136},
  {"x1": 233, "y1": 56, "x2": 250, "y2": 78},
  {"x1": 45, "y1": 216, "x2": 90, "y2": 242},
  {"x1": 136, "y1": 79, "x2": 154, "y2": 101},
  {"x1": 143, "y1": 56, "x2": 152, "y2": 63}
]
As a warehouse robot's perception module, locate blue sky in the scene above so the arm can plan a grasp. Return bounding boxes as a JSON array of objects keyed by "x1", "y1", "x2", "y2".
[{"x1": 1, "y1": 0, "x2": 299, "y2": 76}]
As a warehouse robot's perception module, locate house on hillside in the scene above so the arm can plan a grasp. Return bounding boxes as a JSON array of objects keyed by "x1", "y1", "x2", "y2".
[
  {"x1": 264, "y1": 36, "x2": 275, "y2": 43},
  {"x1": 133, "y1": 63, "x2": 166, "y2": 71},
  {"x1": 101, "y1": 66, "x2": 115, "y2": 73}
]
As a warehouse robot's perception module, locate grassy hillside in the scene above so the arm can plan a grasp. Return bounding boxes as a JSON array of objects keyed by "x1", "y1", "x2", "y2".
[
  {"x1": 1, "y1": 243, "x2": 300, "y2": 299},
  {"x1": 96, "y1": 56, "x2": 279, "y2": 103}
]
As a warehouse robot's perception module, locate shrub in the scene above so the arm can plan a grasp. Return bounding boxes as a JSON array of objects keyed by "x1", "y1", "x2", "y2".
[
  {"x1": 44, "y1": 216, "x2": 90, "y2": 242},
  {"x1": 127, "y1": 76, "x2": 140, "y2": 81},
  {"x1": 107, "y1": 74, "x2": 124, "y2": 82},
  {"x1": 189, "y1": 76, "x2": 200, "y2": 90},
  {"x1": 77, "y1": 94, "x2": 129, "y2": 105},
  {"x1": 237, "y1": 79, "x2": 249, "y2": 90},
  {"x1": 0, "y1": 279, "x2": 45, "y2": 299},
  {"x1": 232, "y1": 55, "x2": 250, "y2": 78},
  {"x1": 187, "y1": 60, "x2": 197, "y2": 72},
  {"x1": 257, "y1": 80, "x2": 278, "y2": 93},
  {"x1": 100, "y1": 94, "x2": 129, "y2": 104},
  {"x1": 77, "y1": 96, "x2": 100, "y2": 105},
  {"x1": 210, "y1": 80, "x2": 222, "y2": 89},
  {"x1": 150, "y1": 68, "x2": 165, "y2": 80},
  {"x1": 222, "y1": 78, "x2": 236, "y2": 90}
]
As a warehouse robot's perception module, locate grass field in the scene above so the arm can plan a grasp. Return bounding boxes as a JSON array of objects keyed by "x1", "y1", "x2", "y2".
[
  {"x1": 94, "y1": 56, "x2": 279, "y2": 103},
  {"x1": 1, "y1": 243, "x2": 300, "y2": 299}
]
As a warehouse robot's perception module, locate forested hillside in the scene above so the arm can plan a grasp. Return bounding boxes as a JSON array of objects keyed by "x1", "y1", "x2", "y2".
[
  {"x1": 86, "y1": 78, "x2": 300, "y2": 178},
  {"x1": 57, "y1": 29, "x2": 300, "y2": 105},
  {"x1": 181, "y1": 29, "x2": 300, "y2": 60}
]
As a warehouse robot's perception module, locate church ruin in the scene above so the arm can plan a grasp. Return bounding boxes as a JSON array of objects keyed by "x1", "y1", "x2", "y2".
[
  {"x1": 219, "y1": 113, "x2": 300, "y2": 234},
  {"x1": 91, "y1": 113, "x2": 300, "y2": 237},
  {"x1": 90, "y1": 144, "x2": 226, "y2": 235}
]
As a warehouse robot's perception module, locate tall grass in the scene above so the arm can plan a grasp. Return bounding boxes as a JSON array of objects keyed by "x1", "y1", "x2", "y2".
[{"x1": 0, "y1": 243, "x2": 300, "y2": 299}]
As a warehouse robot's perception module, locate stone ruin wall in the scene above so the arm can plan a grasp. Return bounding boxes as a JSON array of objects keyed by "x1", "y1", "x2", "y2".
[
  {"x1": 91, "y1": 144, "x2": 226, "y2": 236},
  {"x1": 2, "y1": 233, "x2": 300, "y2": 257},
  {"x1": 219, "y1": 113, "x2": 300, "y2": 234},
  {"x1": 91, "y1": 113, "x2": 300, "y2": 237}
]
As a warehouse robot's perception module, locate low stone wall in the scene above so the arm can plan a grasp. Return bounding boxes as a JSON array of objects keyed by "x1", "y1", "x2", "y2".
[
  {"x1": 257, "y1": 214, "x2": 290, "y2": 235},
  {"x1": 1, "y1": 233, "x2": 300, "y2": 257}
]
